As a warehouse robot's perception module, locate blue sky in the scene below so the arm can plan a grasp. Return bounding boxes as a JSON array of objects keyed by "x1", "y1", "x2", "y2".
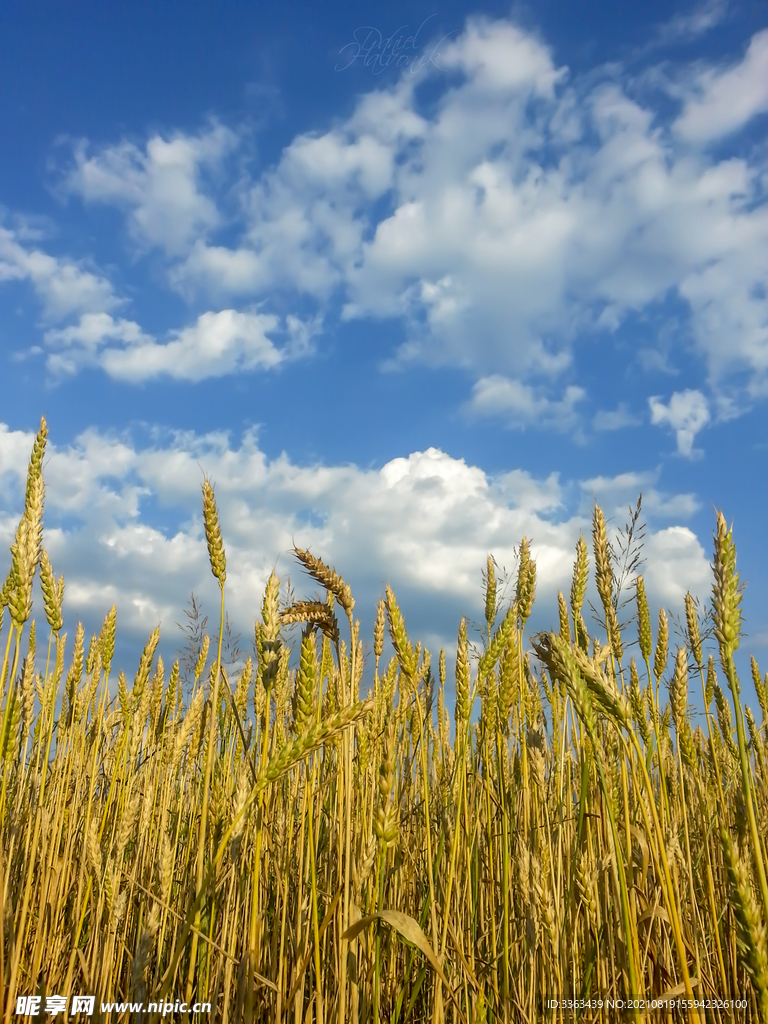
[{"x1": 1, "y1": 0, "x2": 767, "y2": 714}]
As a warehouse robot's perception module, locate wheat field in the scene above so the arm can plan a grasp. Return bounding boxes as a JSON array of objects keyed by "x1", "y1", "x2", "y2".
[{"x1": 1, "y1": 418, "x2": 767, "y2": 1023}]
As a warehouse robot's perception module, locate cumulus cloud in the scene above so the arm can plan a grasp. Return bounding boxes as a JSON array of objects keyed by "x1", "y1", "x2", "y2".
[
  {"x1": 63, "y1": 123, "x2": 238, "y2": 255},
  {"x1": 43, "y1": 309, "x2": 319, "y2": 382},
  {"x1": 462, "y1": 376, "x2": 586, "y2": 431},
  {"x1": 435, "y1": 17, "x2": 566, "y2": 95},
  {"x1": 643, "y1": 526, "x2": 710, "y2": 606},
  {"x1": 46, "y1": 312, "x2": 150, "y2": 350},
  {"x1": 649, "y1": 388, "x2": 711, "y2": 456},
  {"x1": 0, "y1": 226, "x2": 119, "y2": 319},
  {"x1": 491, "y1": 469, "x2": 563, "y2": 513}
]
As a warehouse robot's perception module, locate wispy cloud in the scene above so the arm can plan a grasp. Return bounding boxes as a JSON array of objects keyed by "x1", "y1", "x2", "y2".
[
  {"x1": 653, "y1": 0, "x2": 730, "y2": 45},
  {"x1": 592, "y1": 403, "x2": 642, "y2": 432}
]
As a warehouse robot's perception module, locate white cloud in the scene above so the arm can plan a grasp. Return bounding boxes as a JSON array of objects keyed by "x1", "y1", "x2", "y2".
[
  {"x1": 44, "y1": 309, "x2": 314, "y2": 383},
  {"x1": 174, "y1": 243, "x2": 267, "y2": 297},
  {"x1": 636, "y1": 347, "x2": 680, "y2": 375},
  {"x1": 462, "y1": 376, "x2": 586, "y2": 431},
  {"x1": 435, "y1": 17, "x2": 566, "y2": 95},
  {"x1": 643, "y1": 526, "x2": 710, "y2": 606},
  {"x1": 579, "y1": 470, "x2": 701, "y2": 519},
  {"x1": 674, "y1": 29, "x2": 768, "y2": 141},
  {"x1": 592, "y1": 403, "x2": 643, "y2": 431},
  {"x1": 490, "y1": 469, "x2": 563, "y2": 513},
  {"x1": 652, "y1": 0, "x2": 730, "y2": 45},
  {"x1": 46, "y1": 312, "x2": 150, "y2": 350},
  {"x1": 64, "y1": 123, "x2": 238, "y2": 255},
  {"x1": 0, "y1": 226, "x2": 118, "y2": 318},
  {"x1": 101, "y1": 310, "x2": 284, "y2": 382},
  {"x1": 649, "y1": 388, "x2": 711, "y2": 456},
  {"x1": 0, "y1": 421, "x2": 714, "y2": 684},
  {"x1": 34, "y1": 16, "x2": 768, "y2": 419}
]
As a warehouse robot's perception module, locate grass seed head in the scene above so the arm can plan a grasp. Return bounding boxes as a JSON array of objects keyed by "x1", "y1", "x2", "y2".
[
  {"x1": 194, "y1": 634, "x2": 210, "y2": 682},
  {"x1": 484, "y1": 554, "x2": 497, "y2": 630},
  {"x1": 39, "y1": 549, "x2": 63, "y2": 634},
  {"x1": 374, "y1": 597, "x2": 385, "y2": 662},
  {"x1": 294, "y1": 632, "x2": 317, "y2": 733},
  {"x1": 479, "y1": 605, "x2": 515, "y2": 678},
  {"x1": 721, "y1": 832, "x2": 768, "y2": 1011},
  {"x1": 375, "y1": 715, "x2": 399, "y2": 849},
  {"x1": 592, "y1": 504, "x2": 613, "y2": 615},
  {"x1": 532, "y1": 632, "x2": 598, "y2": 737},
  {"x1": 86, "y1": 816, "x2": 102, "y2": 881},
  {"x1": 133, "y1": 626, "x2": 160, "y2": 702},
  {"x1": 629, "y1": 658, "x2": 651, "y2": 746},
  {"x1": 572, "y1": 642, "x2": 629, "y2": 728},
  {"x1": 607, "y1": 603, "x2": 623, "y2": 661},
  {"x1": 100, "y1": 604, "x2": 117, "y2": 678},
  {"x1": 714, "y1": 683, "x2": 739, "y2": 764},
  {"x1": 636, "y1": 575, "x2": 652, "y2": 662},
  {"x1": 26, "y1": 416, "x2": 48, "y2": 500},
  {"x1": 669, "y1": 646, "x2": 689, "y2": 732},
  {"x1": 65, "y1": 622, "x2": 85, "y2": 721},
  {"x1": 685, "y1": 592, "x2": 703, "y2": 670},
  {"x1": 570, "y1": 535, "x2": 589, "y2": 620},
  {"x1": 234, "y1": 656, "x2": 252, "y2": 717},
  {"x1": 654, "y1": 608, "x2": 669, "y2": 683},
  {"x1": 706, "y1": 654, "x2": 716, "y2": 706},
  {"x1": 712, "y1": 510, "x2": 743, "y2": 661},
  {"x1": 261, "y1": 569, "x2": 281, "y2": 642},
  {"x1": 202, "y1": 478, "x2": 227, "y2": 586},
  {"x1": 292, "y1": 543, "x2": 354, "y2": 615},
  {"x1": 749, "y1": 656, "x2": 768, "y2": 725},
  {"x1": 455, "y1": 617, "x2": 470, "y2": 727},
  {"x1": 385, "y1": 586, "x2": 417, "y2": 679},
  {"x1": 498, "y1": 631, "x2": 520, "y2": 730},
  {"x1": 280, "y1": 600, "x2": 339, "y2": 645},
  {"x1": 515, "y1": 538, "x2": 536, "y2": 627},
  {"x1": 557, "y1": 591, "x2": 570, "y2": 643}
]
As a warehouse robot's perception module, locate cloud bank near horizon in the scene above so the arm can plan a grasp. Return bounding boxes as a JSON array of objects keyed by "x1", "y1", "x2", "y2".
[{"x1": 0, "y1": 419, "x2": 713, "y2": 680}]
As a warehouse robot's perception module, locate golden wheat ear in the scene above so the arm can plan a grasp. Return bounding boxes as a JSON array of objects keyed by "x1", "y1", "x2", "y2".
[{"x1": 292, "y1": 543, "x2": 355, "y2": 615}]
